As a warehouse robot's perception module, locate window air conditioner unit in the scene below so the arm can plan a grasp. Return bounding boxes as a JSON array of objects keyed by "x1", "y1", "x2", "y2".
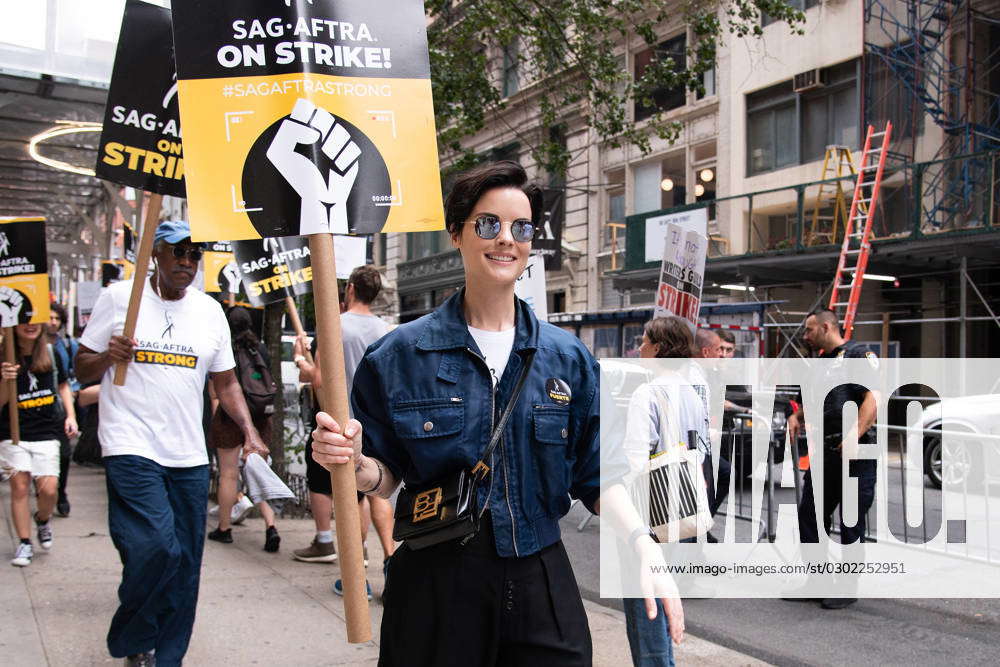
[{"x1": 793, "y1": 68, "x2": 827, "y2": 92}]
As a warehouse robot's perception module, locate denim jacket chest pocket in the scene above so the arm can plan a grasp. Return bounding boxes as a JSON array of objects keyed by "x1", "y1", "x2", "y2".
[
  {"x1": 390, "y1": 397, "x2": 466, "y2": 482},
  {"x1": 526, "y1": 404, "x2": 572, "y2": 518}
]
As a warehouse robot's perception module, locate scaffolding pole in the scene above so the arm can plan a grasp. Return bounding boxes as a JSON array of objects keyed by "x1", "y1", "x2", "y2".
[
  {"x1": 964, "y1": 269, "x2": 1000, "y2": 333},
  {"x1": 764, "y1": 315, "x2": 1000, "y2": 327},
  {"x1": 771, "y1": 282, "x2": 833, "y2": 359},
  {"x1": 960, "y1": 256, "x2": 967, "y2": 359}
]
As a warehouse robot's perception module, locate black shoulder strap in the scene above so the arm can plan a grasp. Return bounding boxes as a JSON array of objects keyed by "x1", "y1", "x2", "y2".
[{"x1": 471, "y1": 349, "x2": 536, "y2": 482}]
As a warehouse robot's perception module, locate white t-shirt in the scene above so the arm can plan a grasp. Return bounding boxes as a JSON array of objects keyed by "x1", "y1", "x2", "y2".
[
  {"x1": 81, "y1": 279, "x2": 235, "y2": 467},
  {"x1": 341, "y1": 312, "x2": 389, "y2": 417},
  {"x1": 685, "y1": 363, "x2": 712, "y2": 455},
  {"x1": 622, "y1": 373, "x2": 708, "y2": 484},
  {"x1": 468, "y1": 325, "x2": 515, "y2": 387}
]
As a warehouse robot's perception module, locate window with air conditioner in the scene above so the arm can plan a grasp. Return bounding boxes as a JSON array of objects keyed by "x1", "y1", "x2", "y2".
[{"x1": 746, "y1": 59, "x2": 860, "y2": 176}]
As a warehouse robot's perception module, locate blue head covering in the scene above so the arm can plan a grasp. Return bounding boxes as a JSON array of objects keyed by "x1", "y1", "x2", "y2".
[{"x1": 153, "y1": 220, "x2": 205, "y2": 246}]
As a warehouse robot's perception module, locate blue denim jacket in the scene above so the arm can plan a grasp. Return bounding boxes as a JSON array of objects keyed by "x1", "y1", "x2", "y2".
[{"x1": 352, "y1": 290, "x2": 601, "y2": 558}]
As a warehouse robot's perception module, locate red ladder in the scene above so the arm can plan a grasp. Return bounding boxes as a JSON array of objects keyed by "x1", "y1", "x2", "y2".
[{"x1": 828, "y1": 122, "x2": 892, "y2": 340}]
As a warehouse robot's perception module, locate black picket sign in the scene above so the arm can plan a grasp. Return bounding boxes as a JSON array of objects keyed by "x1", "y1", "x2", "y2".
[
  {"x1": 232, "y1": 236, "x2": 313, "y2": 307},
  {"x1": 95, "y1": 0, "x2": 186, "y2": 198}
]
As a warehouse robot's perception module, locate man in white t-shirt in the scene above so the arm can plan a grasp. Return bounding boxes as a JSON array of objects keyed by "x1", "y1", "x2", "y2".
[
  {"x1": 76, "y1": 220, "x2": 267, "y2": 667},
  {"x1": 294, "y1": 266, "x2": 392, "y2": 599}
]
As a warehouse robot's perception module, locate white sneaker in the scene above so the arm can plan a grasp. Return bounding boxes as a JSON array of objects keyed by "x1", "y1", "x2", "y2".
[
  {"x1": 36, "y1": 517, "x2": 53, "y2": 550},
  {"x1": 208, "y1": 505, "x2": 220, "y2": 518},
  {"x1": 11, "y1": 542, "x2": 32, "y2": 567},
  {"x1": 231, "y1": 496, "x2": 254, "y2": 525}
]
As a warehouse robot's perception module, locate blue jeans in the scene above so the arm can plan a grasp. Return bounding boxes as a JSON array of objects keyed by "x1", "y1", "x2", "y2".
[
  {"x1": 623, "y1": 598, "x2": 674, "y2": 667},
  {"x1": 105, "y1": 455, "x2": 209, "y2": 666}
]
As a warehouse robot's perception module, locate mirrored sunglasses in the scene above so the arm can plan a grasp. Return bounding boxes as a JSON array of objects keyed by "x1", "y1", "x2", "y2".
[{"x1": 468, "y1": 214, "x2": 535, "y2": 243}]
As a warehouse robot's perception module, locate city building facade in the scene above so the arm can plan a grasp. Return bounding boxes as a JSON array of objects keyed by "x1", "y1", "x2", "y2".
[{"x1": 380, "y1": 1, "x2": 1000, "y2": 358}]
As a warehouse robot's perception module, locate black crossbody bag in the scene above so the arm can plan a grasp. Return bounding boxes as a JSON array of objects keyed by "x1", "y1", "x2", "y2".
[{"x1": 392, "y1": 350, "x2": 536, "y2": 550}]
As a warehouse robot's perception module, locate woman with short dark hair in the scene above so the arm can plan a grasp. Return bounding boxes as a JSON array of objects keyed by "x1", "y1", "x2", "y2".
[{"x1": 312, "y1": 161, "x2": 601, "y2": 665}]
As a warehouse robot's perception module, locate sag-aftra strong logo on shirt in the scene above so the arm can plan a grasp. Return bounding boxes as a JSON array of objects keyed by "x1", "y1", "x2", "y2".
[
  {"x1": 131, "y1": 311, "x2": 200, "y2": 369},
  {"x1": 18, "y1": 371, "x2": 56, "y2": 409},
  {"x1": 134, "y1": 350, "x2": 198, "y2": 368},
  {"x1": 133, "y1": 335, "x2": 200, "y2": 369}
]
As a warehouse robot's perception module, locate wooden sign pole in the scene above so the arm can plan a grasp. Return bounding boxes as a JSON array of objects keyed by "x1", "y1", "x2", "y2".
[
  {"x1": 113, "y1": 193, "x2": 162, "y2": 386},
  {"x1": 4, "y1": 327, "x2": 19, "y2": 444},
  {"x1": 284, "y1": 295, "x2": 313, "y2": 364},
  {"x1": 307, "y1": 233, "x2": 370, "y2": 643}
]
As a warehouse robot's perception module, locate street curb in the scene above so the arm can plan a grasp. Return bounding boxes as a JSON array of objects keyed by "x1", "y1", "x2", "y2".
[{"x1": 578, "y1": 584, "x2": 795, "y2": 667}]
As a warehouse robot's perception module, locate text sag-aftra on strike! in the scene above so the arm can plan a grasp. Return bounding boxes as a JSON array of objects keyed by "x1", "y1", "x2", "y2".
[
  {"x1": 218, "y1": 18, "x2": 391, "y2": 70},
  {"x1": 101, "y1": 138, "x2": 184, "y2": 181}
]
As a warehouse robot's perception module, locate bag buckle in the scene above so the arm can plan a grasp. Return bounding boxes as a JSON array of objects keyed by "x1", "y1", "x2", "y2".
[
  {"x1": 471, "y1": 461, "x2": 490, "y2": 481},
  {"x1": 412, "y1": 487, "x2": 443, "y2": 522}
]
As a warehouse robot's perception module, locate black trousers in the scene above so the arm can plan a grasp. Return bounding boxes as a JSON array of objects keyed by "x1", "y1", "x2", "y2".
[
  {"x1": 379, "y1": 515, "x2": 592, "y2": 667},
  {"x1": 702, "y1": 454, "x2": 731, "y2": 515},
  {"x1": 57, "y1": 431, "x2": 70, "y2": 501},
  {"x1": 799, "y1": 453, "x2": 877, "y2": 544}
]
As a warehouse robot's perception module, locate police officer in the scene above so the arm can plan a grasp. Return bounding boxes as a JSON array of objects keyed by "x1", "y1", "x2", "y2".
[
  {"x1": 786, "y1": 308, "x2": 878, "y2": 610},
  {"x1": 312, "y1": 161, "x2": 602, "y2": 665}
]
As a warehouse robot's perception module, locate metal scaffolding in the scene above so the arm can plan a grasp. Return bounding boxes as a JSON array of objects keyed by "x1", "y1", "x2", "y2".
[{"x1": 864, "y1": 0, "x2": 1000, "y2": 231}]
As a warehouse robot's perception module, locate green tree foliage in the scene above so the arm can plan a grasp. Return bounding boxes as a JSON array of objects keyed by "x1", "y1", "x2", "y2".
[{"x1": 425, "y1": 0, "x2": 805, "y2": 176}]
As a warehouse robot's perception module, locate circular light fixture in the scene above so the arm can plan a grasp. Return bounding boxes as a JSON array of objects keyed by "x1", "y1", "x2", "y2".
[
  {"x1": 660, "y1": 178, "x2": 674, "y2": 192},
  {"x1": 28, "y1": 121, "x2": 103, "y2": 177},
  {"x1": 700, "y1": 168, "x2": 715, "y2": 183},
  {"x1": 695, "y1": 183, "x2": 705, "y2": 197}
]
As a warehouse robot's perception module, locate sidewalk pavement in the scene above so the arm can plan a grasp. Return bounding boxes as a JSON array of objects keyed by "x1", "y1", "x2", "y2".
[{"x1": 2, "y1": 465, "x2": 766, "y2": 666}]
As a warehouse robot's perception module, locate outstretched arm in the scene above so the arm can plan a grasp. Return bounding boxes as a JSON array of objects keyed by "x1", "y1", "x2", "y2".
[{"x1": 210, "y1": 369, "x2": 268, "y2": 459}]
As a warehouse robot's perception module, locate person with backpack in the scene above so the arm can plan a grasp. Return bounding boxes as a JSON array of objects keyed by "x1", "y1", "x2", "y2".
[
  {"x1": 207, "y1": 306, "x2": 281, "y2": 552},
  {"x1": 0, "y1": 321, "x2": 78, "y2": 567},
  {"x1": 48, "y1": 302, "x2": 78, "y2": 516}
]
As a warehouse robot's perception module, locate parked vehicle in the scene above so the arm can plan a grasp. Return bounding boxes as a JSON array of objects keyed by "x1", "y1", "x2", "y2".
[
  {"x1": 280, "y1": 333, "x2": 314, "y2": 423},
  {"x1": 600, "y1": 359, "x2": 653, "y2": 411},
  {"x1": 920, "y1": 378, "x2": 1000, "y2": 489},
  {"x1": 722, "y1": 388, "x2": 792, "y2": 479}
]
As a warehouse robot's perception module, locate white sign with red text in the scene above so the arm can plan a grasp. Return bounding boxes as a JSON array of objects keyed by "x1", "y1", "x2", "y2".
[{"x1": 653, "y1": 222, "x2": 706, "y2": 326}]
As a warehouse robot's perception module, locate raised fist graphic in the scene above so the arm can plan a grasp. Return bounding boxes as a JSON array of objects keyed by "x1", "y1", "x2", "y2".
[
  {"x1": 0, "y1": 286, "x2": 24, "y2": 328},
  {"x1": 221, "y1": 261, "x2": 242, "y2": 295},
  {"x1": 266, "y1": 98, "x2": 360, "y2": 235}
]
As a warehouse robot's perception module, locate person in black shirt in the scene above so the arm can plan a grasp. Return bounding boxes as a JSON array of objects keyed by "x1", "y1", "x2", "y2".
[
  {"x1": 48, "y1": 302, "x2": 77, "y2": 516},
  {"x1": 0, "y1": 322, "x2": 78, "y2": 567},
  {"x1": 786, "y1": 308, "x2": 877, "y2": 610}
]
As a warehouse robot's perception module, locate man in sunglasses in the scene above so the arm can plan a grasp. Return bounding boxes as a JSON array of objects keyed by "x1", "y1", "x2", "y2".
[{"x1": 76, "y1": 220, "x2": 268, "y2": 666}]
